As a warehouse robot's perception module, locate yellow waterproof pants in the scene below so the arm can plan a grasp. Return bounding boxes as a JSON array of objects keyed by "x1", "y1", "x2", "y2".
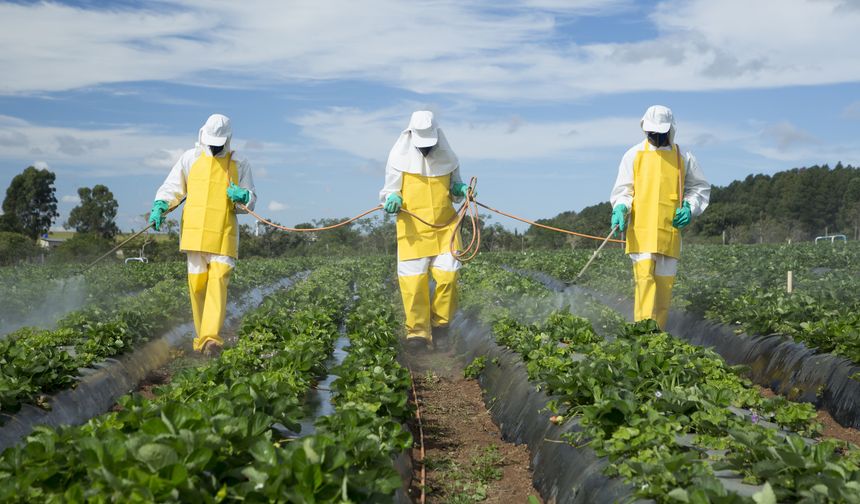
[
  {"x1": 632, "y1": 256, "x2": 676, "y2": 330},
  {"x1": 398, "y1": 254, "x2": 460, "y2": 342},
  {"x1": 187, "y1": 253, "x2": 233, "y2": 351}
]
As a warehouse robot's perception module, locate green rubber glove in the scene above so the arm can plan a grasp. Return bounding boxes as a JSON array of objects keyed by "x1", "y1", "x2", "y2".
[
  {"x1": 672, "y1": 201, "x2": 692, "y2": 229},
  {"x1": 149, "y1": 200, "x2": 169, "y2": 231},
  {"x1": 227, "y1": 182, "x2": 250, "y2": 204},
  {"x1": 451, "y1": 182, "x2": 476, "y2": 199},
  {"x1": 611, "y1": 204, "x2": 628, "y2": 237},
  {"x1": 384, "y1": 193, "x2": 402, "y2": 214}
]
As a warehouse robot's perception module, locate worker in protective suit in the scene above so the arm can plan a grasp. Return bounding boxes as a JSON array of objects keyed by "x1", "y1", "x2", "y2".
[
  {"x1": 610, "y1": 105, "x2": 709, "y2": 330},
  {"x1": 149, "y1": 114, "x2": 256, "y2": 357},
  {"x1": 380, "y1": 111, "x2": 472, "y2": 351}
]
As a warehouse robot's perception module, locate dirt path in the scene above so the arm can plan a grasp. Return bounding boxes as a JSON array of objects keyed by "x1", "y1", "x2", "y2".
[{"x1": 402, "y1": 341, "x2": 542, "y2": 504}]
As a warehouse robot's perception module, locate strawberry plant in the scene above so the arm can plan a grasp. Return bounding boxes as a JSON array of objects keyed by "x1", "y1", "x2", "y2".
[
  {"x1": 459, "y1": 261, "x2": 860, "y2": 502},
  {"x1": 0, "y1": 258, "x2": 308, "y2": 416},
  {"x1": 0, "y1": 261, "x2": 351, "y2": 501},
  {"x1": 490, "y1": 243, "x2": 860, "y2": 368},
  {"x1": 0, "y1": 258, "x2": 418, "y2": 502}
]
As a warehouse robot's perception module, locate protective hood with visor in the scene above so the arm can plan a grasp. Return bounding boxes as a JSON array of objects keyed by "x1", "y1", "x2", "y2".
[
  {"x1": 641, "y1": 105, "x2": 675, "y2": 147},
  {"x1": 386, "y1": 110, "x2": 458, "y2": 177}
]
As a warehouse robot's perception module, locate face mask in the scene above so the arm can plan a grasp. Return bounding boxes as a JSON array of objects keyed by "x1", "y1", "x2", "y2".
[
  {"x1": 209, "y1": 144, "x2": 225, "y2": 156},
  {"x1": 417, "y1": 146, "x2": 434, "y2": 157},
  {"x1": 647, "y1": 132, "x2": 670, "y2": 148}
]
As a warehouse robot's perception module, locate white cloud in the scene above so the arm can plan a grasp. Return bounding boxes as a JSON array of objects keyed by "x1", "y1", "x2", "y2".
[
  {"x1": 843, "y1": 101, "x2": 860, "y2": 120},
  {"x1": 761, "y1": 122, "x2": 819, "y2": 151},
  {"x1": 0, "y1": 115, "x2": 297, "y2": 178},
  {"x1": 267, "y1": 200, "x2": 288, "y2": 211},
  {"x1": 292, "y1": 104, "x2": 724, "y2": 162},
  {"x1": 0, "y1": 130, "x2": 27, "y2": 147},
  {"x1": 742, "y1": 120, "x2": 860, "y2": 165},
  {"x1": 61, "y1": 194, "x2": 81, "y2": 204},
  {"x1": 521, "y1": 0, "x2": 631, "y2": 13},
  {"x1": 56, "y1": 135, "x2": 110, "y2": 156},
  {"x1": 142, "y1": 148, "x2": 186, "y2": 171},
  {"x1": 0, "y1": 114, "x2": 188, "y2": 175},
  {"x1": 0, "y1": 0, "x2": 858, "y2": 100},
  {"x1": 32, "y1": 160, "x2": 50, "y2": 170}
]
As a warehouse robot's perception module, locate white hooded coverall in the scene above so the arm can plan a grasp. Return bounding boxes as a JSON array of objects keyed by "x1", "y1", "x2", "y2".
[
  {"x1": 154, "y1": 114, "x2": 256, "y2": 351},
  {"x1": 610, "y1": 122, "x2": 709, "y2": 328},
  {"x1": 379, "y1": 111, "x2": 466, "y2": 343}
]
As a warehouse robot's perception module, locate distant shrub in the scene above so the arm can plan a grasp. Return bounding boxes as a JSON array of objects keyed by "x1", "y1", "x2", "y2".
[
  {"x1": 50, "y1": 233, "x2": 114, "y2": 263},
  {"x1": 0, "y1": 232, "x2": 39, "y2": 265}
]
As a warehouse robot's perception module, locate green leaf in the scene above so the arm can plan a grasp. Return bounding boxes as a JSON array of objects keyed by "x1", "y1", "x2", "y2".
[
  {"x1": 303, "y1": 438, "x2": 321, "y2": 464},
  {"x1": 753, "y1": 483, "x2": 777, "y2": 504},
  {"x1": 136, "y1": 443, "x2": 179, "y2": 472},
  {"x1": 667, "y1": 488, "x2": 690, "y2": 502},
  {"x1": 249, "y1": 440, "x2": 276, "y2": 464},
  {"x1": 241, "y1": 466, "x2": 269, "y2": 490}
]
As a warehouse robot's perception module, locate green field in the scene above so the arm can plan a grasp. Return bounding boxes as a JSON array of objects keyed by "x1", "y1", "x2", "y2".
[{"x1": 0, "y1": 248, "x2": 859, "y2": 502}]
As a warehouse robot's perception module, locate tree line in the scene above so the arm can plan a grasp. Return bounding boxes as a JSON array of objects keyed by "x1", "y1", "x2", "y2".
[{"x1": 526, "y1": 162, "x2": 860, "y2": 247}]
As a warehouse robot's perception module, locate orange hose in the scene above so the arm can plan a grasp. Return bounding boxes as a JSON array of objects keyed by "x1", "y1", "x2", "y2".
[
  {"x1": 475, "y1": 201, "x2": 625, "y2": 244},
  {"x1": 238, "y1": 176, "x2": 624, "y2": 261},
  {"x1": 237, "y1": 203, "x2": 384, "y2": 232}
]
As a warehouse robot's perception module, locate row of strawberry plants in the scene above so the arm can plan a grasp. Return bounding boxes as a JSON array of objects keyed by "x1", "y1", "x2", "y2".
[
  {"x1": 489, "y1": 243, "x2": 860, "y2": 366},
  {"x1": 0, "y1": 261, "x2": 354, "y2": 502},
  {"x1": 460, "y1": 261, "x2": 860, "y2": 503},
  {"x1": 280, "y1": 258, "x2": 414, "y2": 501},
  {"x1": 0, "y1": 261, "x2": 188, "y2": 332},
  {"x1": 0, "y1": 257, "x2": 308, "y2": 416}
]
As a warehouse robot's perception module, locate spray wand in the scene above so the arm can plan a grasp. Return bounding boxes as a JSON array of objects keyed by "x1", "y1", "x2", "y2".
[
  {"x1": 570, "y1": 224, "x2": 621, "y2": 285},
  {"x1": 77, "y1": 198, "x2": 185, "y2": 275}
]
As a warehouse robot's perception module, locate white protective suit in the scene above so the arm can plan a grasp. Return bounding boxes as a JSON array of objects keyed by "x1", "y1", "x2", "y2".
[
  {"x1": 609, "y1": 105, "x2": 709, "y2": 330},
  {"x1": 610, "y1": 122, "x2": 710, "y2": 276},
  {"x1": 154, "y1": 114, "x2": 257, "y2": 354},
  {"x1": 381, "y1": 111, "x2": 466, "y2": 344},
  {"x1": 155, "y1": 115, "x2": 257, "y2": 273}
]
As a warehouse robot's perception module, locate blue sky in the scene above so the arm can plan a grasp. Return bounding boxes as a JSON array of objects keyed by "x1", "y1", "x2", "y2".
[{"x1": 1, "y1": 0, "x2": 859, "y2": 232}]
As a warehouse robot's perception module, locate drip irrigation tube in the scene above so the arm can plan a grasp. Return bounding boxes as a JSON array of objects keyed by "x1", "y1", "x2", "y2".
[
  {"x1": 0, "y1": 275, "x2": 300, "y2": 452},
  {"x1": 409, "y1": 367, "x2": 427, "y2": 504}
]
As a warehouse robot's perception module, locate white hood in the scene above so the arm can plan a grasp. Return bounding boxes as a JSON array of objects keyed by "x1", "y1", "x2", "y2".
[
  {"x1": 641, "y1": 105, "x2": 676, "y2": 144},
  {"x1": 195, "y1": 113, "x2": 232, "y2": 156},
  {"x1": 386, "y1": 127, "x2": 459, "y2": 176}
]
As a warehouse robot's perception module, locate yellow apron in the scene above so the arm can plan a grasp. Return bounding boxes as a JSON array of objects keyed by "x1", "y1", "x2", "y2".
[
  {"x1": 180, "y1": 152, "x2": 239, "y2": 258},
  {"x1": 626, "y1": 143, "x2": 684, "y2": 259},
  {"x1": 396, "y1": 173, "x2": 462, "y2": 261}
]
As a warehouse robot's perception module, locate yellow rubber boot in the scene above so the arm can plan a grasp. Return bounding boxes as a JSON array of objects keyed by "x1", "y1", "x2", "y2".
[
  {"x1": 398, "y1": 273, "x2": 432, "y2": 342},
  {"x1": 654, "y1": 275, "x2": 676, "y2": 330},
  {"x1": 187, "y1": 272, "x2": 208, "y2": 342},
  {"x1": 632, "y1": 259, "x2": 657, "y2": 323},
  {"x1": 193, "y1": 262, "x2": 232, "y2": 352},
  {"x1": 430, "y1": 268, "x2": 458, "y2": 328}
]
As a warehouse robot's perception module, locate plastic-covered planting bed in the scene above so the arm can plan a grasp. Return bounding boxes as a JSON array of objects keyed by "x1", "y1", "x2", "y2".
[
  {"x1": 284, "y1": 328, "x2": 412, "y2": 503},
  {"x1": 0, "y1": 275, "x2": 300, "y2": 452},
  {"x1": 293, "y1": 332, "x2": 350, "y2": 436},
  {"x1": 448, "y1": 312, "x2": 639, "y2": 503},
  {"x1": 516, "y1": 268, "x2": 860, "y2": 430}
]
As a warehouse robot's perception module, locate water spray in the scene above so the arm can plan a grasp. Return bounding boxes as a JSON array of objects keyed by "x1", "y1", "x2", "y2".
[{"x1": 77, "y1": 198, "x2": 185, "y2": 275}]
